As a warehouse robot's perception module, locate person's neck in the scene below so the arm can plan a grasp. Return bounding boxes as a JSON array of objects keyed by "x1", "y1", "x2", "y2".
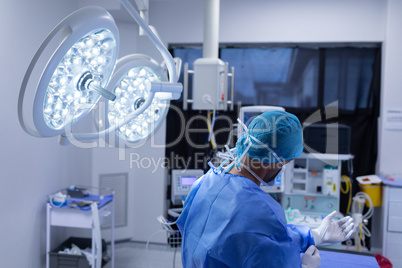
[
  {"x1": 229, "y1": 164, "x2": 261, "y2": 185},
  {"x1": 229, "y1": 161, "x2": 280, "y2": 186}
]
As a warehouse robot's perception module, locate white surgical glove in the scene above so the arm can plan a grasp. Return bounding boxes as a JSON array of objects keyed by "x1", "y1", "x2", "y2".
[
  {"x1": 311, "y1": 211, "x2": 354, "y2": 245},
  {"x1": 301, "y1": 245, "x2": 321, "y2": 268}
]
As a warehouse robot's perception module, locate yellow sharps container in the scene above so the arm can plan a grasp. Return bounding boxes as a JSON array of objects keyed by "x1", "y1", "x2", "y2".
[{"x1": 356, "y1": 175, "x2": 382, "y2": 207}]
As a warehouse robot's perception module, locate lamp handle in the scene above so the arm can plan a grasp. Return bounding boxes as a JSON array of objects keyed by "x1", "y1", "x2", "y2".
[{"x1": 62, "y1": 92, "x2": 156, "y2": 142}]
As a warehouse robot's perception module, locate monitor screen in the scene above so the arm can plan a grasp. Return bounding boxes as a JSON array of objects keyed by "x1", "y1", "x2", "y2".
[{"x1": 181, "y1": 176, "x2": 197, "y2": 186}]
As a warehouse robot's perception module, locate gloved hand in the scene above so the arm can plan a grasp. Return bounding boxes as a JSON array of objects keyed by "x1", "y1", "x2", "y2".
[
  {"x1": 301, "y1": 245, "x2": 321, "y2": 268},
  {"x1": 311, "y1": 211, "x2": 354, "y2": 245}
]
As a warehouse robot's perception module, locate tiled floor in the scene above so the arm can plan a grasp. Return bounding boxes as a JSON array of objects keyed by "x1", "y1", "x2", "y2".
[{"x1": 104, "y1": 241, "x2": 183, "y2": 268}]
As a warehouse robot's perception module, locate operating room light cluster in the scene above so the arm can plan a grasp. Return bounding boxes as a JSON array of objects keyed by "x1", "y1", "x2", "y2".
[
  {"x1": 108, "y1": 66, "x2": 168, "y2": 143},
  {"x1": 18, "y1": 1, "x2": 182, "y2": 145},
  {"x1": 44, "y1": 29, "x2": 117, "y2": 130}
]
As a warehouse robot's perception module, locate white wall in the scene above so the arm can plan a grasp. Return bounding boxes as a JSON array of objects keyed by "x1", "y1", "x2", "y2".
[
  {"x1": 378, "y1": 0, "x2": 402, "y2": 174},
  {"x1": 151, "y1": 0, "x2": 386, "y2": 44},
  {"x1": 0, "y1": 1, "x2": 94, "y2": 268}
]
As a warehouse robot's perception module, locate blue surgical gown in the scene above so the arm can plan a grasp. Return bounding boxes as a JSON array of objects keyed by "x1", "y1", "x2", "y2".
[{"x1": 176, "y1": 169, "x2": 315, "y2": 267}]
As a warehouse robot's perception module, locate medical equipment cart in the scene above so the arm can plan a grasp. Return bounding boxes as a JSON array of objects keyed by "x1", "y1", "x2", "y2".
[
  {"x1": 46, "y1": 188, "x2": 115, "y2": 268},
  {"x1": 282, "y1": 153, "x2": 354, "y2": 215}
]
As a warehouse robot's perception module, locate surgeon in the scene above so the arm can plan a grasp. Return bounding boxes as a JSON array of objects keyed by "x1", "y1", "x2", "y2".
[{"x1": 176, "y1": 110, "x2": 354, "y2": 267}]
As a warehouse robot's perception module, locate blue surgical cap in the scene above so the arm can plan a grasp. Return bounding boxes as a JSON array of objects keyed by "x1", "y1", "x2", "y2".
[{"x1": 236, "y1": 110, "x2": 303, "y2": 163}]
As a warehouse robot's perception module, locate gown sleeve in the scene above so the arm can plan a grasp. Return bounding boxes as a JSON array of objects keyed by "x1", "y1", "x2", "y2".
[
  {"x1": 241, "y1": 225, "x2": 315, "y2": 267},
  {"x1": 241, "y1": 235, "x2": 304, "y2": 268},
  {"x1": 286, "y1": 224, "x2": 316, "y2": 252}
]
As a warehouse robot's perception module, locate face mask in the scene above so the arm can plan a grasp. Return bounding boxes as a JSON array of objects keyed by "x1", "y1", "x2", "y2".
[
  {"x1": 267, "y1": 175, "x2": 277, "y2": 186},
  {"x1": 239, "y1": 162, "x2": 284, "y2": 188},
  {"x1": 267, "y1": 165, "x2": 286, "y2": 186},
  {"x1": 240, "y1": 163, "x2": 270, "y2": 187}
]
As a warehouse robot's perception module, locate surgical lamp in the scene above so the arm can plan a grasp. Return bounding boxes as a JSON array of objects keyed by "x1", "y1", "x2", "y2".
[
  {"x1": 104, "y1": 54, "x2": 171, "y2": 145},
  {"x1": 18, "y1": 0, "x2": 182, "y2": 145}
]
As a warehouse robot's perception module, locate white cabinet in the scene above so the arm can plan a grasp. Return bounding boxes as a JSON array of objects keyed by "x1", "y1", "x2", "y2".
[{"x1": 382, "y1": 186, "x2": 402, "y2": 267}]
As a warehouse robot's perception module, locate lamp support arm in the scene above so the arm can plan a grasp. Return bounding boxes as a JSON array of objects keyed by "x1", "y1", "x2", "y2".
[{"x1": 119, "y1": 0, "x2": 178, "y2": 84}]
